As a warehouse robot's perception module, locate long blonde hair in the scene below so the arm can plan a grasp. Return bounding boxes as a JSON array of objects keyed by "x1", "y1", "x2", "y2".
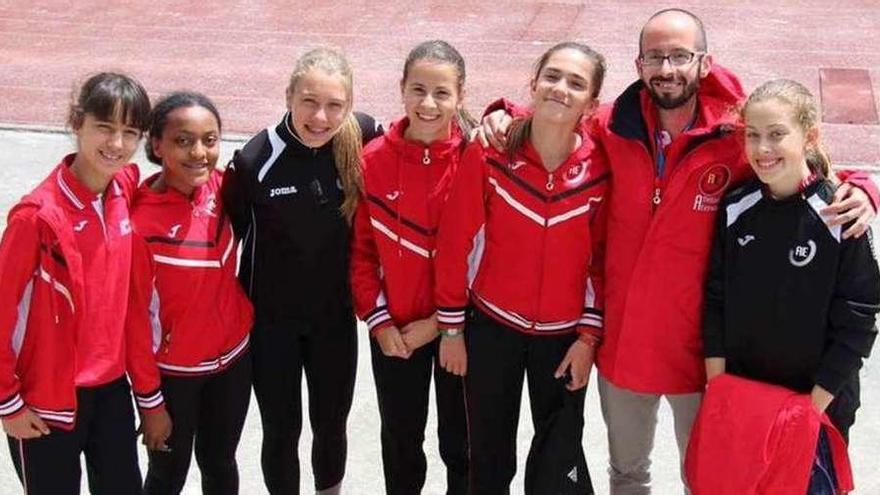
[
  {"x1": 287, "y1": 47, "x2": 363, "y2": 222},
  {"x1": 741, "y1": 79, "x2": 831, "y2": 178}
]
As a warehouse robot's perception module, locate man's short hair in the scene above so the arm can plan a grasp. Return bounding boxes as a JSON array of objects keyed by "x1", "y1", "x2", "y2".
[{"x1": 639, "y1": 8, "x2": 708, "y2": 54}]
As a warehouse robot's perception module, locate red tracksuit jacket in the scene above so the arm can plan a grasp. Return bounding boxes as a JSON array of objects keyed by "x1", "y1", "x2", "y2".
[
  {"x1": 351, "y1": 117, "x2": 463, "y2": 334},
  {"x1": 435, "y1": 133, "x2": 608, "y2": 337},
  {"x1": 0, "y1": 155, "x2": 163, "y2": 429},
  {"x1": 129, "y1": 169, "x2": 253, "y2": 376},
  {"x1": 685, "y1": 373, "x2": 854, "y2": 495}
]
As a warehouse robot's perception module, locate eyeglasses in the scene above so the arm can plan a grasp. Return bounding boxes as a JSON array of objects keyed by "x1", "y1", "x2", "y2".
[{"x1": 639, "y1": 49, "x2": 705, "y2": 67}]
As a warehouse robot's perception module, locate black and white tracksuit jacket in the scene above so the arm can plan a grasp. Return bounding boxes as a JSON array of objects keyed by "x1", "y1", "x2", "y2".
[
  {"x1": 703, "y1": 178, "x2": 880, "y2": 405},
  {"x1": 221, "y1": 112, "x2": 383, "y2": 327}
]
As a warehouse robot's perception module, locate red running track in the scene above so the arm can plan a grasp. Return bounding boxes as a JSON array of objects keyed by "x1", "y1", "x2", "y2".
[{"x1": 0, "y1": 0, "x2": 878, "y2": 164}]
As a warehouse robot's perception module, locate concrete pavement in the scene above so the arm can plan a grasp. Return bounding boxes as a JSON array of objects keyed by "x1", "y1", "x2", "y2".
[{"x1": 0, "y1": 128, "x2": 878, "y2": 494}]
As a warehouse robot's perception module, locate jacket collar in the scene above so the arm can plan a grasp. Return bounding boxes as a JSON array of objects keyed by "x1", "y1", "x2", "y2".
[
  {"x1": 760, "y1": 173, "x2": 833, "y2": 203},
  {"x1": 609, "y1": 64, "x2": 745, "y2": 145},
  {"x1": 385, "y1": 116, "x2": 463, "y2": 162},
  {"x1": 136, "y1": 171, "x2": 214, "y2": 207},
  {"x1": 275, "y1": 111, "x2": 334, "y2": 156},
  {"x1": 56, "y1": 153, "x2": 119, "y2": 211},
  {"x1": 494, "y1": 120, "x2": 596, "y2": 173}
]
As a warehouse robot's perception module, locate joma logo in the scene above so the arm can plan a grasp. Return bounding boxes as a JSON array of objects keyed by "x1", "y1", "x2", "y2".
[{"x1": 269, "y1": 186, "x2": 298, "y2": 198}]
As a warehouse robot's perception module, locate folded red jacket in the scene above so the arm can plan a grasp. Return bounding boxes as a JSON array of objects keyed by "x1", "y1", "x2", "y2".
[{"x1": 685, "y1": 373, "x2": 853, "y2": 495}]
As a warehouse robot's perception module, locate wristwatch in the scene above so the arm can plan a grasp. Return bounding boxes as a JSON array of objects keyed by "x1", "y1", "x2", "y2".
[{"x1": 438, "y1": 327, "x2": 463, "y2": 337}]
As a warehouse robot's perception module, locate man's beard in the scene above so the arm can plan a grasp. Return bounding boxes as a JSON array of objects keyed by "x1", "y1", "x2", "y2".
[{"x1": 646, "y1": 75, "x2": 700, "y2": 110}]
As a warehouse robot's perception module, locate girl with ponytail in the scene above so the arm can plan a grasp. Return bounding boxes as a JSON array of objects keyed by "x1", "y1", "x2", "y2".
[
  {"x1": 695, "y1": 79, "x2": 880, "y2": 494},
  {"x1": 221, "y1": 47, "x2": 383, "y2": 495},
  {"x1": 434, "y1": 42, "x2": 610, "y2": 493},
  {"x1": 349, "y1": 39, "x2": 474, "y2": 495}
]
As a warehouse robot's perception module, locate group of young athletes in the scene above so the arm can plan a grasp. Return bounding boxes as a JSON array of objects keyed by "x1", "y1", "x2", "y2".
[{"x1": 1, "y1": 6, "x2": 878, "y2": 495}]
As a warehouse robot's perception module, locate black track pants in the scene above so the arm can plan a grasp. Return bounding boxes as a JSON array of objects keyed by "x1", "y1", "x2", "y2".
[
  {"x1": 464, "y1": 309, "x2": 587, "y2": 495},
  {"x1": 7, "y1": 376, "x2": 142, "y2": 495},
  {"x1": 251, "y1": 314, "x2": 357, "y2": 494},
  {"x1": 371, "y1": 336, "x2": 468, "y2": 495},
  {"x1": 144, "y1": 352, "x2": 252, "y2": 495}
]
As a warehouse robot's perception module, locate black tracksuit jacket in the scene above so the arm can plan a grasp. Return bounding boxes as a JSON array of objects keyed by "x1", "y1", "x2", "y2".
[
  {"x1": 703, "y1": 178, "x2": 880, "y2": 402},
  {"x1": 221, "y1": 112, "x2": 382, "y2": 327}
]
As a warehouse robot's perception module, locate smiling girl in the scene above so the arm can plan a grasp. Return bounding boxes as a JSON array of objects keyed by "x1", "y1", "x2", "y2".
[
  {"x1": 350, "y1": 40, "x2": 475, "y2": 495},
  {"x1": 221, "y1": 48, "x2": 382, "y2": 495},
  {"x1": 127, "y1": 91, "x2": 254, "y2": 495},
  {"x1": 0, "y1": 72, "x2": 165, "y2": 494},
  {"x1": 697, "y1": 79, "x2": 880, "y2": 494},
  {"x1": 434, "y1": 42, "x2": 610, "y2": 494}
]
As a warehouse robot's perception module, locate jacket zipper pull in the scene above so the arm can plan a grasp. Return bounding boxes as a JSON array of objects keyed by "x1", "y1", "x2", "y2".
[
  {"x1": 46, "y1": 271, "x2": 60, "y2": 324},
  {"x1": 397, "y1": 203, "x2": 404, "y2": 257},
  {"x1": 546, "y1": 173, "x2": 555, "y2": 191},
  {"x1": 652, "y1": 187, "x2": 662, "y2": 207},
  {"x1": 422, "y1": 148, "x2": 431, "y2": 165}
]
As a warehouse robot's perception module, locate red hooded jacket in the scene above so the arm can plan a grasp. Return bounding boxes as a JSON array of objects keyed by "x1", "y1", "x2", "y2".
[
  {"x1": 351, "y1": 118, "x2": 463, "y2": 335},
  {"x1": 592, "y1": 65, "x2": 751, "y2": 393}
]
